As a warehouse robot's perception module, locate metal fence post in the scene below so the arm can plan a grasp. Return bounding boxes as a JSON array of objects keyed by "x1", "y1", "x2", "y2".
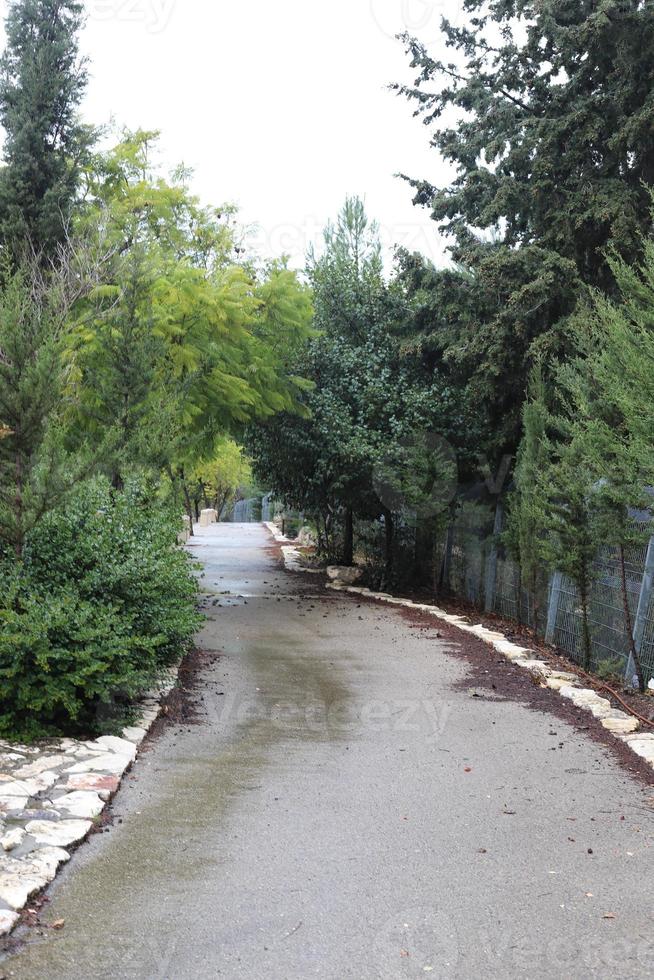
[
  {"x1": 626, "y1": 533, "x2": 654, "y2": 683},
  {"x1": 484, "y1": 501, "x2": 504, "y2": 613},
  {"x1": 545, "y1": 571, "x2": 563, "y2": 645}
]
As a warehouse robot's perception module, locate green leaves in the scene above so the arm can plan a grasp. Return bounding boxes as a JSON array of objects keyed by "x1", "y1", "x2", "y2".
[
  {"x1": 67, "y1": 133, "x2": 315, "y2": 482},
  {"x1": 0, "y1": 478, "x2": 201, "y2": 741},
  {"x1": 0, "y1": 0, "x2": 93, "y2": 256}
]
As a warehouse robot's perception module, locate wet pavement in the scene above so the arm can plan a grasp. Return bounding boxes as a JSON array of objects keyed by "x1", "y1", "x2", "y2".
[{"x1": 2, "y1": 523, "x2": 654, "y2": 979}]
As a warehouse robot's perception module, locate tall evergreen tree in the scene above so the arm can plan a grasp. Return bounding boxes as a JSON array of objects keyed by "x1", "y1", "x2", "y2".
[
  {"x1": 398, "y1": 0, "x2": 654, "y2": 460},
  {"x1": 0, "y1": 0, "x2": 92, "y2": 256}
]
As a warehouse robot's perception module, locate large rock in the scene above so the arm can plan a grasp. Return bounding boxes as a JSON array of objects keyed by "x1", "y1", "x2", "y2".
[
  {"x1": 1, "y1": 828, "x2": 25, "y2": 852},
  {"x1": 13, "y1": 755, "x2": 66, "y2": 779},
  {"x1": 0, "y1": 909, "x2": 19, "y2": 936},
  {"x1": 326, "y1": 566, "x2": 364, "y2": 585},
  {"x1": 94, "y1": 736, "x2": 137, "y2": 761},
  {"x1": 199, "y1": 509, "x2": 218, "y2": 527},
  {"x1": 601, "y1": 712, "x2": 640, "y2": 734},
  {"x1": 55, "y1": 791, "x2": 104, "y2": 819},
  {"x1": 65, "y1": 773, "x2": 119, "y2": 800},
  {"x1": 25, "y1": 819, "x2": 92, "y2": 847},
  {"x1": 64, "y1": 753, "x2": 132, "y2": 777}
]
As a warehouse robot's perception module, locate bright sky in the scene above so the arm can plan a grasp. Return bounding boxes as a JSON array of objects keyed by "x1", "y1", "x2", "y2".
[{"x1": 2, "y1": 0, "x2": 461, "y2": 269}]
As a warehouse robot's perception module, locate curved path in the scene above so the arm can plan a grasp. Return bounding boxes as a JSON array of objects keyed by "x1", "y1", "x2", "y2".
[{"x1": 2, "y1": 523, "x2": 653, "y2": 978}]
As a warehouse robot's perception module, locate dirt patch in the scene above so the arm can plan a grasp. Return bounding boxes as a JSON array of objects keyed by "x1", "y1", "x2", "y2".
[
  {"x1": 437, "y1": 595, "x2": 654, "y2": 723},
  {"x1": 141, "y1": 648, "x2": 221, "y2": 748}
]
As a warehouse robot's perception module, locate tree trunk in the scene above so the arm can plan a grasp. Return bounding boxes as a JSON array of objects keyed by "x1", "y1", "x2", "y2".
[
  {"x1": 618, "y1": 543, "x2": 646, "y2": 692},
  {"x1": 14, "y1": 445, "x2": 23, "y2": 558},
  {"x1": 174, "y1": 469, "x2": 194, "y2": 538},
  {"x1": 342, "y1": 507, "x2": 354, "y2": 566},
  {"x1": 383, "y1": 508, "x2": 394, "y2": 586}
]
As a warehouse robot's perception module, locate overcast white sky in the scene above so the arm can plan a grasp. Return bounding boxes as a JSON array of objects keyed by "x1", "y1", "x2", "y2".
[{"x1": 2, "y1": 0, "x2": 461, "y2": 269}]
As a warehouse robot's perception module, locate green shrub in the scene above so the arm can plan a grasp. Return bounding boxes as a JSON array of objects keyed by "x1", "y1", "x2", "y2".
[{"x1": 0, "y1": 479, "x2": 201, "y2": 740}]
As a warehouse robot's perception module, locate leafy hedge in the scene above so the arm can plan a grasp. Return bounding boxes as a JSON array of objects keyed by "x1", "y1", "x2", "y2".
[{"x1": 0, "y1": 480, "x2": 201, "y2": 740}]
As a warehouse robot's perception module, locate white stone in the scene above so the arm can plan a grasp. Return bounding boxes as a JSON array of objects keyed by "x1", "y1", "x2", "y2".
[
  {"x1": 567, "y1": 688, "x2": 603, "y2": 704},
  {"x1": 626, "y1": 740, "x2": 654, "y2": 763},
  {"x1": 56, "y1": 791, "x2": 104, "y2": 819},
  {"x1": 1, "y1": 828, "x2": 25, "y2": 852},
  {"x1": 559, "y1": 685, "x2": 590, "y2": 701},
  {"x1": 122, "y1": 726, "x2": 147, "y2": 745},
  {"x1": 199, "y1": 509, "x2": 217, "y2": 527},
  {"x1": 326, "y1": 566, "x2": 364, "y2": 585},
  {"x1": 495, "y1": 643, "x2": 530, "y2": 661},
  {"x1": 602, "y1": 715, "x2": 640, "y2": 734},
  {"x1": 94, "y1": 736, "x2": 137, "y2": 760},
  {"x1": 0, "y1": 795, "x2": 28, "y2": 811},
  {"x1": 550, "y1": 670, "x2": 580, "y2": 682},
  {"x1": 25, "y1": 819, "x2": 92, "y2": 848},
  {"x1": 64, "y1": 753, "x2": 132, "y2": 776},
  {"x1": 28, "y1": 847, "x2": 70, "y2": 882},
  {"x1": 586, "y1": 698, "x2": 613, "y2": 719},
  {"x1": 14, "y1": 755, "x2": 66, "y2": 778},
  {"x1": 0, "y1": 871, "x2": 47, "y2": 910},
  {"x1": 0, "y1": 909, "x2": 19, "y2": 935},
  {"x1": 24, "y1": 772, "x2": 58, "y2": 794},
  {"x1": 0, "y1": 778, "x2": 34, "y2": 797},
  {"x1": 546, "y1": 677, "x2": 573, "y2": 692},
  {"x1": 517, "y1": 660, "x2": 552, "y2": 677}
]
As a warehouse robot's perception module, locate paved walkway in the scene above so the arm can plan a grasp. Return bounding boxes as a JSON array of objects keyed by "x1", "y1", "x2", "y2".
[{"x1": 3, "y1": 524, "x2": 653, "y2": 978}]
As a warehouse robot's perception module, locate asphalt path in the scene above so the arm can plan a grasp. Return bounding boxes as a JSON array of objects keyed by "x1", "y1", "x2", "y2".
[{"x1": 3, "y1": 523, "x2": 653, "y2": 979}]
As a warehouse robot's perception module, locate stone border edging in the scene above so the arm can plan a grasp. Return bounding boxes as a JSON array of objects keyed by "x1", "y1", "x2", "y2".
[
  {"x1": 264, "y1": 521, "x2": 322, "y2": 574},
  {"x1": 0, "y1": 666, "x2": 180, "y2": 937},
  {"x1": 318, "y1": 579, "x2": 654, "y2": 774}
]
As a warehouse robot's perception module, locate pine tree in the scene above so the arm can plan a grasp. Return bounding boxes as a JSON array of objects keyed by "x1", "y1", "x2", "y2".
[
  {"x1": 543, "y1": 435, "x2": 598, "y2": 671},
  {"x1": 505, "y1": 366, "x2": 551, "y2": 632},
  {"x1": 398, "y1": 1, "x2": 654, "y2": 459},
  {"x1": 0, "y1": 0, "x2": 93, "y2": 256},
  {"x1": 0, "y1": 255, "x2": 91, "y2": 555}
]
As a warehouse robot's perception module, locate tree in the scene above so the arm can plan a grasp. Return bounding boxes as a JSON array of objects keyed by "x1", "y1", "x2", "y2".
[
  {"x1": 0, "y1": 251, "x2": 99, "y2": 556},
  {"x1": 188, "y1": 439, "x2": 253, "y2": 520},
  {"x1": 554, "y1": 239, "x2": 654, "y2": 691},
  {"x1": 505, "y1": 365, "x2": 551, "y2": 632},
  {"x1": 249, "y1": 198, "x2": 469, "y2": 582},
  {"x1": 67, "y1": 133, "x2": 314, "y2": 511},
  {"x1": 0, "y1": 0, "x2": 94, "y2": 255},
  {"x1": 542, "y1": 433, "x2": 598, "y2": 671},
  {"x1": 397, "y1": 1, "x2": 654, "y2": 460}
]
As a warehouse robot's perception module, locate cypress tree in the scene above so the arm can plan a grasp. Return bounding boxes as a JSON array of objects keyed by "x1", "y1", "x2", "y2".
[{"x1": 0, "y1": 0, "x2": 93, "y2": 256}]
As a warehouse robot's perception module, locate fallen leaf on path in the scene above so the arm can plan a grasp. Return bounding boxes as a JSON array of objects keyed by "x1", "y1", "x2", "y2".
[
  {"x1": 602, "y1": 913, "x2": 616, "y2": 920},
  {"x1": 51, "y1": 919, "x2": 65, "y2": 930}
]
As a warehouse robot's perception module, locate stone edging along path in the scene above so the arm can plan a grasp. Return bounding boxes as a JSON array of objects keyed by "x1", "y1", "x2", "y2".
[
  {"x1": 268, "y1": 528, "x2": 654, "y2": 777},
  {"x1": 0, "y1": 666, "x2": 179, "y2": 937},
  {"x1": 264, "y1": 521, "x2": 322, "y2": 573},
  {"x1": 327, "y1": 582, "x2": 654, "y2": 773}
]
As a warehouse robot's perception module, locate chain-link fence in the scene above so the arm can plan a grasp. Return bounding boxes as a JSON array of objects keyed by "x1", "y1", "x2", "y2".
[{"x1": 440, "y1": 501, "x2": 654, "y2": 685}]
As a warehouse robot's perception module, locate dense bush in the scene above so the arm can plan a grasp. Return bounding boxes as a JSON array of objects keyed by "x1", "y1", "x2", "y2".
[{"x1": 0, "y1": 479, "x2": 201, "y2": 740}]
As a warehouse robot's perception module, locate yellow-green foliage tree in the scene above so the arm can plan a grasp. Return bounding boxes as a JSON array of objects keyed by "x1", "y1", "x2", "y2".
[
  {"x1": 65, "y1": 131, "x2": 314, "y2": 501},
  {"x1": 189, "y1": 438, "x2": 253, "y2": 520}
]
